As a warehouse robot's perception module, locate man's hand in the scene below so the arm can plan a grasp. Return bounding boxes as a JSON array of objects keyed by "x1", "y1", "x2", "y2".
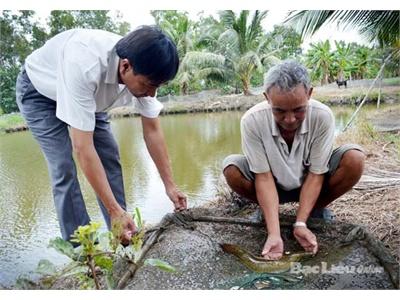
[
  {"x1": 110, "y1": 209, "x2": 137, "y2": 246},
  {"x1": 166, "y1": 186, "x2": 187, "y2": 212},
  {"x1": 262, "y1": 234, "x2": 284, "y2": 260},
  {"x1": 293, "y1": 226, "x2": 318, "y2": 254}
]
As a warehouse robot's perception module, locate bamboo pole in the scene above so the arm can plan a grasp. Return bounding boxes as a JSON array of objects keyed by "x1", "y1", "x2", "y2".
[
  {"x1": 377, "y1": 73, "x2": 382, "y2": 109},
  {"x1": 343, "y1": 54, "x2": 392, "y2": 132}
]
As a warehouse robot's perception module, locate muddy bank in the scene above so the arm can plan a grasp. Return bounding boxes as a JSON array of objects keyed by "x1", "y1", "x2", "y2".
[
  {"x1": 2, "y1": 83, "x2": 399, "y2": 133},
  {"x1": 11, "y1": 128, "x2": 400, "y2": 290},
  {"x1": 108, "y1": 90, "x2": 399, "y2": 119},
  {"x1": 31, "y1": 208, "x2": 398, "y2": 290}
]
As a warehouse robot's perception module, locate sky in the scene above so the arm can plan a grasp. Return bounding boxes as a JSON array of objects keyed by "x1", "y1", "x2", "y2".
[
  {"x1": 5, "y1": 0, "x2": 396, "y2": 51},
  {"x1": 27, "y1": 8, "x2": 373, "y2": 52}
]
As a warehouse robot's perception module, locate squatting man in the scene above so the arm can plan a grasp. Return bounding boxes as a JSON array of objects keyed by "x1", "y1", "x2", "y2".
[{"x1": 223, "y1": 60, "x2": 365, "y2": 260}]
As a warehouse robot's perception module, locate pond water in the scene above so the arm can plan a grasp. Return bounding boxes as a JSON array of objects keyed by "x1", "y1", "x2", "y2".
[{"x1": 0, "y1": 107, "x2": 357, "y2": 287}]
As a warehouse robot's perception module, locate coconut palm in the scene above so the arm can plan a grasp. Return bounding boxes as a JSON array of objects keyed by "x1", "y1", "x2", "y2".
[
  {"x1": 286, "y1": 10, "x2": 400, "y2": 84},
  {"x1": 285, "y1": 10, "x2": 399, "y2": 48},
  {"x1": 151, "y1": 10, "x2": 193, "y2": 58},
  {"x1": 151, "y1": 11, "x2": 227, "y2": 95},
  {"x1": 175, "y1": 51, "x2": 226, "y2": 95},
  {"x1": 216, "y1": 10, "x2": 280, "y2": 95}
]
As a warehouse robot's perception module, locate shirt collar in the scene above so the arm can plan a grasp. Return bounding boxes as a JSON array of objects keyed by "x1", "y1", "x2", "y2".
[{"x1": 105, "y1": 47, "x2": 120, "y2": 84}]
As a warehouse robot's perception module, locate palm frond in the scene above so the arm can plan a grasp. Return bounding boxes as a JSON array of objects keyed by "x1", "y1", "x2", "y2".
[
  {"x1": 180, "y1": 51, "x2": 225, "y2": 71},
  {"x1": 218, "y1": 10, "x2": 236, "y2": 28},
  {"x1": 248, "y1": 10, "x2": 268, "y2": 43},
  {"x1": 217, "y1": 29, "x2": 240, "y2": 58},
  {"x1": 285, "y1": 10, "x2": 399, "y2": 47},
  {"x1": 196, "y1": 67, "x2": 227, "y2": 80}
]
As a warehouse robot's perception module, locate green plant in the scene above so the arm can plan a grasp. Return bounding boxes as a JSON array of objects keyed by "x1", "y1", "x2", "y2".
[
  {"x1": 0, "y1": 113, "x2": 26, "y2": 132},
  {"x1": 38, "y1": 208, "x2": 176, "y2": 289}
]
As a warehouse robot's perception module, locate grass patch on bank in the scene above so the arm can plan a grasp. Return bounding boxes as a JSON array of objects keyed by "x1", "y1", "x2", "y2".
[
  {"x1": 335, "y1": 104, "x2": 400, "y2": 162},
  {"x1": 383, "y1": 77, "x2": 400, "y2": 86},
  {"x1": 0, "y1": 113, "x2": 26, "y2": 132},
  {"x1": 313, "y1": 84, "x2": 400, "y2": 105}
]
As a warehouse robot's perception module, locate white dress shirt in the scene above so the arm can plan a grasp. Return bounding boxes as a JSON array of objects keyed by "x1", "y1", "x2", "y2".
[{"x1": 25, "y1": 28, "x2": 163, "y2": 131}]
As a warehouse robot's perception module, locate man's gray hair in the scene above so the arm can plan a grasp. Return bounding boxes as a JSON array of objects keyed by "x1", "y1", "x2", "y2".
[{"x1": 264, "y1": 60, "x2": 311, "y2": 93}]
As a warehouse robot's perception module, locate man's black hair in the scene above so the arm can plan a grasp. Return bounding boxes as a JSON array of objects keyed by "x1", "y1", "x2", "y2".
[{"x1": 116, "y1": 25, "x2": 179, "y2": 86}]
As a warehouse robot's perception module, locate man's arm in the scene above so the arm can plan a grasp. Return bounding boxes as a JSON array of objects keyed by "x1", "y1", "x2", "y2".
[
  {"x1": 293, "y1": 172, "x2": 324, "y2": 254},
  {"x1": 255, "y1": 172, "x2": 284, "y2": 260},
  {"x1": 70, "y1": 128, "x2": 136, "y2": 243},
  {"x1": 296, "y1": 172, "x2": 324, "y2": 222},
  {"x1": 141, "y1": 116, "x2": 187, "y2": 211}
]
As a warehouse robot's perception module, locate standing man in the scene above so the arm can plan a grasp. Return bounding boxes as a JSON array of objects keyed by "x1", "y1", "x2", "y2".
[
  {"x1": 223, "y1": 60, "x2": 365, "y2": 260},
  {"x1": 16, "y1": 26, "x2": 187, "y2": 245}
]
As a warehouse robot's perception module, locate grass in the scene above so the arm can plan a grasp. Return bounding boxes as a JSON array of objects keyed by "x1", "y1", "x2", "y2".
[
  {"x1": 336, "y1": 105, "x2": 400, "y2": 159},
  {"x1": 0, "y1": 113, "x2": 26, "y2": 132},
  {"x1": 383, "y1": 77, "x2": 400, "y2": 86}
]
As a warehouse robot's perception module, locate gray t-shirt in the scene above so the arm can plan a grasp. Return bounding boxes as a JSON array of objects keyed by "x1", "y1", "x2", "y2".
[{"x1": 241, "y1": 99, "x2": 335, "y2": 191}]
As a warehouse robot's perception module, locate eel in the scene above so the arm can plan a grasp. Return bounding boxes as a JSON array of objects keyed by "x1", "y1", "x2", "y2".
[{"x1": 221, "y1": 243, "x2": 314, "y2": 273}]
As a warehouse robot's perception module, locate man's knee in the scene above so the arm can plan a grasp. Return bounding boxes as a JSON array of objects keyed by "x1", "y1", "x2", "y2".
[
  {"x1": 223, "y1": 165, "x2": 241, "y2": 183},
  {"x1": 340, "y1": 149, "x2": 365, "y2": 178}
]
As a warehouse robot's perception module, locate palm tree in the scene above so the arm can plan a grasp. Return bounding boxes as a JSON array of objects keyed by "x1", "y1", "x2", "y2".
[
  {"x1": 151, "y1": 11, "x2": 227, "y2": 95},
  {"x1": 216, "y1": 10, "x2": 280, "y2": 95},
  {"x1": 305, "y1": 40, "x2": 335, "y2": 85},
  {"x1": 151, "y1": 10, "x2": 193, "y2": 58},
  {"x1": 175, "y1": 51, "x2": 226, "y2": 95},
  {"x1": 285, "y1": 10, "x2": 399, "y2": 48}
]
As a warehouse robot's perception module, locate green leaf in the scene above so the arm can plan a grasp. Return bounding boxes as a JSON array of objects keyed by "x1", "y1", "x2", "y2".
[
  {"x1": 36, "y1": 259, "x2": 57, "y2": 275},
  {"x1": 94, "y1": 255, "x2": 113, "y2": 272},
  {"x1": 48, "y1": 237, "x2": 76, "y2": 259},
  {"x1": 134, "y1": 207, "x2": 143, "y2": 229},
  {"x1": 131, "y1": 230, "x2": 145, "y2": 252},
  {"x1": 144, "y1": 258, "x2": 176, "y2": 273}
]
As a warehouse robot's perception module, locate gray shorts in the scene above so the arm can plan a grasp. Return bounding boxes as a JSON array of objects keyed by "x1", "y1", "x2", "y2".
[{"x1": 222, "y1": 144, "x2": 364, "y2": 203}]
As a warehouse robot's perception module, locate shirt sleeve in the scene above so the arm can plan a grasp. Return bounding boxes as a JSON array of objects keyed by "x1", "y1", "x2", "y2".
[
  {"x1": 241, "y1": 116, "x2": 270, "y2": 174},
  {"x1": 134, "y1": 96, "x2": 164, "y2": 118},
  {"x1": 55, "y1": 41, "x2": 99, "y2": 131},
  {"x1": 309, "y1": 109, "x2": 335, "y2": 174}
]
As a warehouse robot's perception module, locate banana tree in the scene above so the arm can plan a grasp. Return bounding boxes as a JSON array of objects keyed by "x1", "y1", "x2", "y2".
[
  {"x1": 333, "y1": 40, "x2": 352, "y2": 81},
  {"x1": 305, "y1": 40, "x2": 335, "y2": 85}
]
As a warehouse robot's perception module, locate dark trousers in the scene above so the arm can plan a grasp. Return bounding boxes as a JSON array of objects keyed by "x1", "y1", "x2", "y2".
[{"x1": 16, "y1": 67, "x2": 126, "y2": 241}]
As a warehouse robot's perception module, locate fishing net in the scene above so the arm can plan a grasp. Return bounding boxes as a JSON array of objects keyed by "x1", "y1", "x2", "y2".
[{"x1": 109, "y1": 208, "x2": 398, "y2": 290}]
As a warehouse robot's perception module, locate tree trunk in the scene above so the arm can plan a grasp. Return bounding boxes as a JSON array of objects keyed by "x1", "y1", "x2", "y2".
[
  {"x1": 323, "y1": 66, "x2": 329, "y2": 85},
  {"x1": 324, "y1": 73, "x2": 329, "y2": 85},
  {"x1": 181, "y1": 82, "x2": 188, "y2": 95},
  {"x1": 242, "y1": 78, "x2": 251, "y2": 96}
]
